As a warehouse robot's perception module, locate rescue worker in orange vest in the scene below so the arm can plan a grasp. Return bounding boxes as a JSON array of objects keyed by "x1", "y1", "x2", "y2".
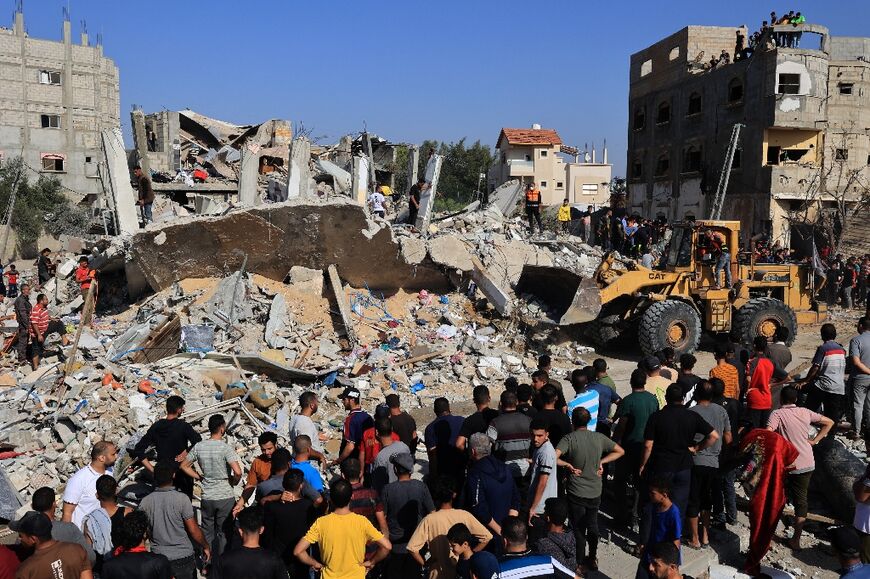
[
  {"x1": 74, "y1": 256, "x2": 96, "y2": 298},
  {"x1": 525, "y1": 182, "x2": 543, "y2": 235},
  {"x1": 705, "y1": 230, "x2": 732, "y2": 289}
]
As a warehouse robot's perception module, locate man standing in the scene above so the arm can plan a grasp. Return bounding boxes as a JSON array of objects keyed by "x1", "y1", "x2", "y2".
[
  {"x1": 75, "y1": 256, "x2": 96, "y2": 299},
  {"x1": 368, "y1": 188, "x2": 386, "y2": 219},
  {"x1": 334, "y1": 386, "x2": 373, "y2": 466},
  {"x1": 133, "y1": 396, "x2": 202, "y2": 499},
  {"x1": 686, "y1": 381, "x2": 732, "y2": 550},
  {"x1": 524, "y1": 182, "x2": 543, "y2": 235},
  {"x1": 289, "y1": 391, "x2": 325, "y2": 462},
  {"x1": 11, "y1": 512, "x2": 93, "y2": 579},
  {"x1": 527, "y1": 418, "x2": 559, "y2": 539},
  {"x1": 294, "y1": 479, "x2": 392, "y2": 579},
  {"x1": 746, "y1": 336, "x2": 791, "y2": 428},
  {"x1": 587, "y1": 367, "x2": 621, "y2": 436},
  {"x1": 37, "y1": 247, "x2": 55, "y2": 285},
  {"x1": 63, "y1": 441, "x2": 117, "y2": 530},
  {"x1": 767, "y1": 326, "x2": 793, "y2": 371},
  {"x1": 13, "y1": 282, "x2": 32, "y2": 363},
  {"x1": 532, "y1": 369, "x2": 567, "y2": 412},
  {"x1": 597, "y1": 208, "x2": 613, "y2": 251},
  {"x1": 464, "y1": 432, "x2": 521, "y2": 552},
  {"x1": 408, "y1": 177, "x2": 426, "y2": 226},
  {"x1": 263, "y1": 469, "x2": 316, "y2": 577},
  {"x1": 850, "y1": 317, "x2": 870, "y2": 444},
  {"x1": 767, "y1": 386, "x2": 833, "y2": 550},
  {"x1": 533, "y1": 385, "x2": 573, "y2": 448},
  {"x1": 556, "y1": 407, "x2": 624, "y2": 573},
  {"x1": 235, "y1": 432, "x2": 279, "y2": 516},
  {"x1": 827, "y1": 257, "x2": 845, "y2": 308},
  {"x1": 497, "y1": 517, "x2": 575, "y2": 579},
  {"x1": 101, "y1": 511, "x2": 174, "y2": 579},
  {"x1": 371, "y1": 418, "x2": 411, "y2": 492},
  {"x1": 567, "y1": 368, "x2": 600, "y2": 430},
  {"x1": 424, "y1": 397, "x2": 465, "y2": 481},
  {"x1": 646, "y1": 541, "x2": 688, "y2": 579},
  {"x1": 709, "y1": 346, "x2": 740, "y2": 401},
  {"x1": 643, "y1": 356, "x2": 674, "y2": 408},
  {"x1": 676, "y1": 354, "x2": 702, "y2": 405},
  {"x1": 179, "y1": 414, "x2": 242, "y2": 559},
  {"x1": 28, "y1": 292, "x2": 69, "y2": 369},
  {"x1": 640, "y1": 385, "x2": 719, "y2": 524},
  {"x1": 385, "y1": 393, "x2": 418, "y2": 453},
  {"x1": 486, "y1": 391, "x2": 533, "y2": 492},
  {"x1": 455, "y1": 386, "x2": 498, "y2": 452},
  {"x1": 407, "y1": 476, "x2": 492, "y2": 579},
  {"x1": 614, "y1": 369, "x2": 659, "y2": 528},
  {"x1": 139, "y1": 463, "x2": 211, "y2": 579},
  {"x1": 31, "y1": 486, "x2": 96, "y2": 565},
  {"x1": 217, "y1": 507, "x2": 288, "y2": 579},
  {"x1": 799, "y1": 323, "x2": 848, "y2": 423},
  {"x1": 134, "y1": 166, "x2": 154, "y2": 224},
  {"x1": 381, "y1": 453, "x2": 435, "y2": 579}
]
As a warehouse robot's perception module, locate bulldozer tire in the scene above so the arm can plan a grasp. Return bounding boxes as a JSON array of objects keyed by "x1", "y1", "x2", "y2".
[
  {"x1": 638, "y1": 300, "x2": 701, "y2": 357},
  {"x1": 732, "y1": 297, "x2": 797, "y2": 346},
  {"x1": 590, "y1": 315, "x2": 622, "y2": 348}
]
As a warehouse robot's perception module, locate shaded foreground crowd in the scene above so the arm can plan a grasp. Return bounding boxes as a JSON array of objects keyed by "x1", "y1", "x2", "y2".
[{"x1": 3, "y1": 315, "x2": 870, "y2": 579}]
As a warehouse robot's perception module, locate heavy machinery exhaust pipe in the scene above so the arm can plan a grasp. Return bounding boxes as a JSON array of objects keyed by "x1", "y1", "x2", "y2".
[{"x1": 516, "y1": 265, "x2": 602, "y2": 325}]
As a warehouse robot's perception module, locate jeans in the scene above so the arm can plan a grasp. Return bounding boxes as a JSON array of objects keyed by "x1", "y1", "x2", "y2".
[
  {"x1": 713, "y1": 465, "x2": 738, "y2": 524},
  {"x1": 16, "y1": 327, "x2": 29, "y2": 361},
  {"x1": 170, "y1": 556, "x2": 196, "y2": 579},
  {"x1": 567, "y1": 494, "x2": 601, "y2": 562},
  {"x1": 141, "y1": 202, "x2": 153, "y2": 224},
  {"x1": 201, "y1": 497, "x2": 235, "y2": 556},
  {"x1": 715, "y1": 252, "x2": 732, "y2": 287},
  {"x1": 616, "y1": 442, "x2": 644, "y2": 526},
  {"x1": 853, "y1": 379, "x2": 870, "y2": 434}
]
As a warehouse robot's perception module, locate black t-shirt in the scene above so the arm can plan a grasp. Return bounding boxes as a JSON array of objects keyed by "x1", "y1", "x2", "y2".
[
  {"x1": 101, "y1": 551, "x2": 173, "y2": 579},
  {"x1": 217, "y1": 547, "x2": 289, "y2": 579},
  {"x1": 409, "y1": 183, "x2": 422, "y2": 203},
  {"x1": 518, "y1": 403, "x2": 538, "y2": 419},
  {"x1": 676, "y1": 373, "x2": 702, "y2": 401},
  {"x1": 534, "y1": 409, "x2": 573, "y2": 447},
  {"x1": 262, "y1": 498, "x2": 316, "y2": 570},
  {"x1": 532, "y1": 389, "x2": 568, "y2": 413},
  {"x1": 459, "y1": 409, "x2": 499, "y2": 439},
  {"x1": 132, "y1": 418, "x2": 202, "y2": 468},
  {"x1": 390, "y1": 412, "x2": 417, "y2": 450},
  {"x1": 643, "y1": 404, "x2": 714, "y2": 473}
]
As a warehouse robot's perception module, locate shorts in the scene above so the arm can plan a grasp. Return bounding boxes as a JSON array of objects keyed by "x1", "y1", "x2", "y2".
[
  {"x1": 786, "y1": 471, "x2": 812, "y2": 518},
  {"x1": 687, "y1": 464, "x2": 718, "y2": 517}
]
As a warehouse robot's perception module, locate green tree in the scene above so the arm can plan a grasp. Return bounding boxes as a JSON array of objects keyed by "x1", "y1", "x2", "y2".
[
  {"x1": 0, "y1": 156, "x2": 89, "y2": 254},
  {"x1": 416, "y1": 139, "x2": 493, "y2": 211}
]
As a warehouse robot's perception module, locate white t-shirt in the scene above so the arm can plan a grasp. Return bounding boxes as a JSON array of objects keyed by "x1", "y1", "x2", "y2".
[
  {"x1": 369, "y1": 192, "x2": 385, "y2": 213},
  {"x1": 855, "y1": 477, "x2": 870, "y2": 533},
  {"x1": 530, "y1": 440, "x2": 558, "y2": 515},
  {"x1": 289, "y1": 414, "x2": 323, "y2": 453},
  {"x1": 63, "y1": 465, "x2": 111, "y2": 530}
]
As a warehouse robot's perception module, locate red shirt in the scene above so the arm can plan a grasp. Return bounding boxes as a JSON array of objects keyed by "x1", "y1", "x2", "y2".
[
  {"x1": 29, "y1": 303, "x2": 50, "y2": 337},
  {"x1": 4, "y1": 271, "x2": 17, "y2": 285},
  {"x1": 0, "y1": 545, "x2": 20, "y2": 579},
  {"x1": 360, "y1": 429, "x2": 399, "y2": 465},
  {"x1": 75, "y1": 264, "x2": 94, "y2": 290}
]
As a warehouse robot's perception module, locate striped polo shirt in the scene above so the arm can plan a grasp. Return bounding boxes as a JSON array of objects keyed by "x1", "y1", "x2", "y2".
[
  {"x1": 566, "y1": 389, "x2": 599, "y2": 430},
  {"x1": 29, "y1": 303, "x2": 50, "y2": 336},
  {"x1": 811, "y1": 340, "x2": 847, "y2": 394}
]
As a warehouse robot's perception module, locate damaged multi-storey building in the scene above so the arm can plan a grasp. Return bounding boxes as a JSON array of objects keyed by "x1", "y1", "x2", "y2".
[
  {"x1": 0, "y1": 8, "x2": 119, "y2": 200},
  {"x1": 627, "y1": 21, "x2": 870, "y2": 247}
]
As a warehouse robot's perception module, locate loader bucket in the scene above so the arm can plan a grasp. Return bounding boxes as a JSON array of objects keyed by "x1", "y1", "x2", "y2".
[{"x1": 516, "y1": 265, "x2": 602, "y2": 325}]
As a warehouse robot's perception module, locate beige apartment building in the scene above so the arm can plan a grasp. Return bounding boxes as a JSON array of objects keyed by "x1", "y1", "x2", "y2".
[
  {"x1": 488, "y1": 125, "x2": 612, "y2": 207},
  {"x1": 627, "y1": 22, "x2": 869, "y2": 248}
]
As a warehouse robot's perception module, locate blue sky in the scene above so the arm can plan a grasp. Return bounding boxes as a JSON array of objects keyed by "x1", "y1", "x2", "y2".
[{"x1": 16, "y1": 1, "x2": 865, "y2": 176}]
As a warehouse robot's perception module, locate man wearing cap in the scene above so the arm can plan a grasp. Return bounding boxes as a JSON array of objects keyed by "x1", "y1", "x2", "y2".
[
  {"x1": 831, "y1": 526, "x2": 870, "y2": 577},
  {"x1": 381, "y1": 452, "x2": 434, "y2": 579},
  {"x1": 640, "y1": 385, "x2": 719, "y2": 529},
  {"x1": 333, "y1": 386, "x2": 374, "y2": 468},
  {"x1": 643, "y1": 355, "x2": 673, "y2": 409},
  {"x1": 12, "y1": 511, "x2": 93, "y2": 579},
  {"x1": 385, "y1": 393, "x2": 418, "y2": 454}
]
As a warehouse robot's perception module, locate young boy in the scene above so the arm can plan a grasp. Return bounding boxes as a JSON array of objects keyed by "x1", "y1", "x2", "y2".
[
  {"x1": 637, "y1": 477, "x2": 681, "y2": 578},
  {"x1": 4, "y1": 264, "x2": 18, "y2": 298},
  {"x1": 557, "y1": 199, "x2": 571, "y2": 234},
  {"x1": 535, "y1": 497, "x2": 577, "y2": 571},
  {"x1": 447, "y1": 523, "x2": 475, "y2": 579},
  {"x1": 528, "y1": 418, "x2": 558, "y2": 539}
]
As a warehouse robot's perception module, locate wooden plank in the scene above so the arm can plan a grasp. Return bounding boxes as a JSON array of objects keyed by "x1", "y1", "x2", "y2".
[
  {"x1": 130, "y1": 314, "x2": 181, "y2": 364},
  {"x1": 396, "y1": 349, "x2": 448, "y2": 367},
  {"x1": 53, "y1": 281, "x2": 97, "y2": 402}
]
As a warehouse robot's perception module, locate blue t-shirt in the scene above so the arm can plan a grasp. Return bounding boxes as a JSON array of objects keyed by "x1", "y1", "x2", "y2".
[
  {"x1": 567, "y1": 390, "x2": 599, "y2": 430},
  {"x1": 291, "y1": 459, "x2": 324, "y2": 492},
  {"x1": 644, "y1": 503, "x2": 682, "y2": 563},
  {"x1": 589, "y1": 381, "x2": 621, "y2": 424}
]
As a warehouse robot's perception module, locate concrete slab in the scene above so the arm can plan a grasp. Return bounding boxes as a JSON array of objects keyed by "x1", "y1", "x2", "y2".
[
  {"x1": 101, "y1": 128, "x2": 140, "y2": 235},
  {"x1": 352, "y1": 156, "x2": 370, "y2": 205},
  {"x1": 238, "y1": 141, "x2": 260, "y2": 206},
  {"x1": 265, "y1": 294, "x2": 287, "y2": 349},
  {"x1": 286, "y1": 137, "x2": 312, "y2": 200},
  {"x1": 470, "y1": 256, "x2": 513, "y2": 316},
  {"x1": 490, "y1": 179, "x2": 523, "y2": 216},
  {"x1": 400, "y1": 237, "x2": 427, "y2": 264},
  {"x1": 415, "y1": 154, "x2": 443, "y2": 231},
  {"x1": 428, "y1": 236, "x2": 473, "y2": 272},
  {"x1": 314, "y1": 159, "x2": 351, "y2": 194},
  {"x1": 288, "y1": 266, "x2": 324, "y2": 295},
  {"x1": 127, "y1": 201, "x2": 450, "y2": 293},
  {"x1": 328, "y1": 265, "x2": 356, "y2": 346}
]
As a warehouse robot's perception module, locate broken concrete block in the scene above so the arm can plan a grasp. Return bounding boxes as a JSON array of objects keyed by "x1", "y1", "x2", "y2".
[
  {"x1": 470, "y1": 256, "x2": 513, "y2": 316},
  {"x1": 53, "y1": 418, "x2": 78, "y2": 446},
  {"x1": 101, "y1": 128, "x2": 140, "y2": 235},
  {"x1": 415, "y1": 154, "x2": 443, "y2": 231},
  {"x1": 327, "y1": 265, "x2": 356, "y2": 346},
  {"x1": 288, "y1": 266, "x2": 324, "y2": 296},
  {"x1": 207, "y1": 271, "x2": 253, "y2": 327},
  {"x1": 428, "y1": 236, "x2": 473, "y2": 272},
  {"x1": 265, "y1": 294, "x2": 288, "y2": 349},
  {"x1": 400, "y1": 237, "x2": 427, "y2": 265},
  {"x1": 286, "y1": 137, "x2": 312, "y2": 200}
]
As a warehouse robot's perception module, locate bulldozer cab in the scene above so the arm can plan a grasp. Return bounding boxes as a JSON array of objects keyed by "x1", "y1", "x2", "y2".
[{"x1": 664, "y1": 220, "x2": 740, "y2": 279}]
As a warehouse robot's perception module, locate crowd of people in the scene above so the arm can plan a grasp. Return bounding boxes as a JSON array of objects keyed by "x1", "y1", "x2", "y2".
[{"x1": 3, "y1": 315, "x2": 870, "y2": 579}]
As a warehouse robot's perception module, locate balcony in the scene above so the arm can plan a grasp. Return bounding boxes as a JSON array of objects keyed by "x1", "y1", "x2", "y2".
[{"x1": 507, "y1": 159, "x2": 535, "y2": 177}]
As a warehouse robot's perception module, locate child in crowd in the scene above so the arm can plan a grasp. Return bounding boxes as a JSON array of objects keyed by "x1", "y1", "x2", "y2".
[
  {"x1": 4, "y1": 264, "x2": 18, "y2": 297},
  {"x1": 637, "y1": 477, "x2": 682, "y2": 579}
]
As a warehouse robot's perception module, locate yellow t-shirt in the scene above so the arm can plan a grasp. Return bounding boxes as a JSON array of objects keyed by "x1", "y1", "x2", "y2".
[
  {"x1": 303, "y1": 511, "x2": 383, "y2": 579},
  {"x1": 378, "y1": 185, "x2": 393, "y2": 196},
  {"x1": 557, "y1": 205, "x2": 571, "y2": 222}
]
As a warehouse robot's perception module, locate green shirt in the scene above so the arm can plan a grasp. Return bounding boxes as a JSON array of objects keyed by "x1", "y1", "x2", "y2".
[
  {"x1": 556, "y1": 429, "x2": 616, "y2": 499},
  {"x1": 615, "y1": 391, "x2": 659, "y2": 444},
  {"x1": 598, "y1": 375, "x2": 616, "y2": 391}
]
